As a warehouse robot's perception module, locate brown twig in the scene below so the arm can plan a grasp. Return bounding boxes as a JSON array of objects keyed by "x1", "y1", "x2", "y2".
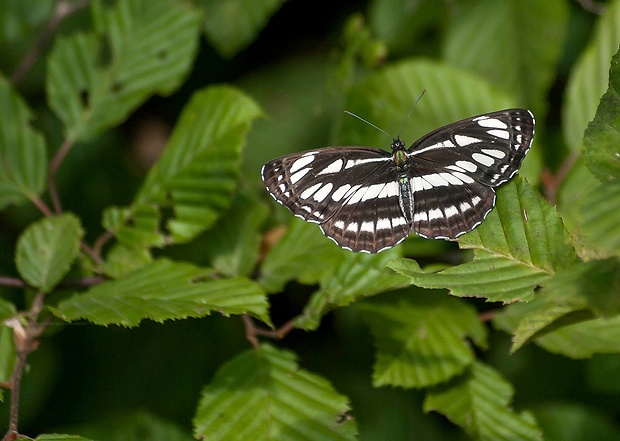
[
  {"x1": 542, "y1": 152, "x2": 578, "y2": 205},
  {"x1": 0, "y1": 277, "x2": 29, "y2": 289},
  {"x1": 2, "y1": 292, "x2": 47, "y2": 441},
  {"x1": 10, "y1": 0, "x2": 92, "y2": 86},
  {"x1": 48, "y1": 137, "x2": 76, "y2": 214},
  {"x1": 243, "y1": 315, "x2": 297, "y2": 348}
]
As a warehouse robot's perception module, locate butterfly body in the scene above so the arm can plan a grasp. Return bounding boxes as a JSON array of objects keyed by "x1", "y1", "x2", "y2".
[{"x1": 261, "y1": 109, "x2": 535, "y2": 253}]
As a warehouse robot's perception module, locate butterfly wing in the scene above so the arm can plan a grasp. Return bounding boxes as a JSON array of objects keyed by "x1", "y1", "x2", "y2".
[
  {"x1": 261, "y1": 147, "x2": 411, "y2": 253},
  {"x1": 407, "y1": 109, "x2": 534, "y2": 239}
]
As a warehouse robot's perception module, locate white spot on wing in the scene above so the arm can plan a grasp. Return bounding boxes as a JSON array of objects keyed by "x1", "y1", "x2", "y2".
[
  {"x1": 413, "y1": 211, "x2": 428, "y2": 223},
  {"x1": 333, "y1": 220, "x2": 345, "y2": 230},
  {"x1": 477, "y1": 118, "x2": 508, "y2": 129},
  {"x1": 455, "y1": 135, "x2": 481, "y2": 146},
  {"x1": 344, "y1": 157, "x2": 388, "y2": 169},
  {"x1": 472, "y1": 153, "x2": 495, "y2": 167},
  {"x1": 290, "y1": 155, "x2": 315, "y2": 173},
  {"x1": 317, "y1": 159, "x2": 344, "y2": 175},
  {"x1": 312, "y1": 183, "x2": 333, "y2": 202},
  {"x1": 360, "y1": 221, "x2": 375, "y2": 233},
  {"x1": 346, "y1": 222, "x2": 359, "y2": 232},
  {"x1": 444, "y1": 205, "x2": 459, "y2": 218},
  {"x1": 428, "y1": 208, "x2": 444, "y2": 221},
  {"x1": 481, "y1": 148, "x2": 506, "y2": 159},
  {"x1": 290, "y1": 167, "x2": 310, "y2": 184},
  {"x1": 332, "y1": 184, "x2": 352, "y2": 202},
  {"x1": 460, "y1": 201, "x2": 471, "y2": 212},
  {"x1": 376, "y1": 218, "x2": 392, "y2": 230},
  {"x1": 300, "y1": 182, "x2": 321, "y2": 199},
  {"x1": 487, "y1": 129, "x2": 510, "y2": 140},
  {"x1": 456, "y1": 160, "x2": 477, "y2": 172}
]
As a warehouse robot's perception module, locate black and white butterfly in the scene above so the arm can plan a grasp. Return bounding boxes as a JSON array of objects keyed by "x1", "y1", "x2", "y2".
[{"x1": 261, "y1": 109, "x2": 535, "y2": 253}]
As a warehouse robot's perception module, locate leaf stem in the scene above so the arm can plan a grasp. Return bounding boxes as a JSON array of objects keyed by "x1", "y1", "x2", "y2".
[{"x1": 48, "y1": 137, "x2": 76, "y2": 213}]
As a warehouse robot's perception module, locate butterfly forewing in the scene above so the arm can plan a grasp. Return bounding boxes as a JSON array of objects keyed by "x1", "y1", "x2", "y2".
[{"x1": 261, "y1": 108, "x2": 535, "y2": 253}]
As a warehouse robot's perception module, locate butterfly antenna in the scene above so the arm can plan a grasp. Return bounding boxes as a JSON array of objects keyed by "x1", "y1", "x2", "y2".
[
  {"x1": 397, "y1": 89, "x2": 426, "y2": 138},
  {"x1": 344, "y1": 110, "x2": 391, "y2": 139}
]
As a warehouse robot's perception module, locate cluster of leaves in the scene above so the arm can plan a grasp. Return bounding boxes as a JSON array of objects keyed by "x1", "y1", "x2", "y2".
[{"x1": 1, "y1": 0, "x2": 620, "y2": 440}]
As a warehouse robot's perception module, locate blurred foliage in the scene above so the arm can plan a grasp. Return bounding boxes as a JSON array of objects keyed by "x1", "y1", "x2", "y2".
[{"x1": 1, "y1": 0, "x2": 620, "y2": 440}]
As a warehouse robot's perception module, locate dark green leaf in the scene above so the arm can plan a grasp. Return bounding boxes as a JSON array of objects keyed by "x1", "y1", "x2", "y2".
[
  {"x1": 296, "y1": 248, "x2": 408, "y2": 331},
  {"x1": 357, "y1": 290, "x2": 487, "y2": 388},
  {"x1": 194, "y1": 343, "x2": 357, "y2": 440},
  {"x1": 0, "y1": 76, "x2": 47, "y2": 209},
  {"x1": 53, "y1": 259, "x2": 271, "y2": 327},
  {"x1": 200, "y1": 0, "x2": 285, "y2": 57},
  {"x1": 15, "y1": 214, "x2": 83, "y2": 293},
  {"x1": 46, "y1": 0, "x2": 201, "y2": 141},
  {"x1": 424, "y1": 361, "x2": 543, "y2": 441},
  {"x1": 583, "y1": 46, "x2": 620, "y2": 181}
]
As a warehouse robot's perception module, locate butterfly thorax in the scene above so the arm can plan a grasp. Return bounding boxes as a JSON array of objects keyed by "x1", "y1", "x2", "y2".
[{"x1": 391, "y1": 138, "x2": 408, "y2": 172}]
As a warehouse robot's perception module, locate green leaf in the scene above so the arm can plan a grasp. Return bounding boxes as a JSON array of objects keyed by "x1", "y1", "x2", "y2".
[
  {"x1": 0, "y1": 297, "x2": 15, "y2": 321},
  {"x1": 106, "y1": 85, "x2": 262, "y2": 247},
  {"x1": 581, "y1": 180, "x2": 620, "y2": 255},
  {"x1": 424, "y1": 361, "x2": 543, "y2": 441},
  {"x1": 535, "y1": 314, "x2": 620, "y2": 358},
  {"x1": 199, "y1": 0, "x2": 285, "y2": 57},
  {"x1": 0, "y1": 323, "x2": 16, "y2": 385},
  {"x1": 15, "y1": 214, "x2": 83, "y2": 293},
  {"x1": 296, "y1": 248, "x2": 408, "y2": 331},
  {"x1": 508, "y1": 298, "x2": 590, "y2": 353},
  {"x1": 563, "y1": 0, "x2": 620, "y2": 150},
  {"x1": 339, "y1": 59, "x2": 541, "y2": 184},
  {"x1": 53, "y1": 258, "x2": 271, "y2": 327},
  {"x1": 356, "y1": 290, "x2": 487, "y2": 388},
  {"x1": 194, "y1": 343, "x2": 357, "y2": 440},
  {"x1": 533, "y1": 402, "x2": 620, "y2": 441},
  {"x1": 443, "y1": 0, "x2": 567, "y2": 114},
  {"x1": 389, "y1": 177, "x2": 577, "y2": 303},
  {"x1": 583, "y1": 46, "x2": 620, "y2": 181},
  {"x1": 0, "y1": 76, "x2": 47, "y2": 209},
  {"x1": 202, "y1": 191, "x2": 268, "y2": 277},
  {"x1": 101, "y1": 243, "x2": 153, "y2": 279},
  {"x1": 259, "y1": 218, "x2": 345, "y2": 293},
  {"x1": 543, "y1": 258, "x2": 620, "y2": 316},
  {"x1": 504, "y1": 258, "x2": 620, "y2": 352},
  {"x1": 46, "y1": 0, "x2": 201, "y2": 141}
]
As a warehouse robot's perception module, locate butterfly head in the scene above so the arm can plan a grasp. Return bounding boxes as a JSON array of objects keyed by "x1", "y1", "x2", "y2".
[{"x1": 391, "y1": 137, "x2": 408, "y2": 170}]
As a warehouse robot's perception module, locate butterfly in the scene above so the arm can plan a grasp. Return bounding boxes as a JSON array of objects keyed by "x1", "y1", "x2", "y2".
[{"x1": 261, "y1": 109, "x2": 535, "y2": 253}]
